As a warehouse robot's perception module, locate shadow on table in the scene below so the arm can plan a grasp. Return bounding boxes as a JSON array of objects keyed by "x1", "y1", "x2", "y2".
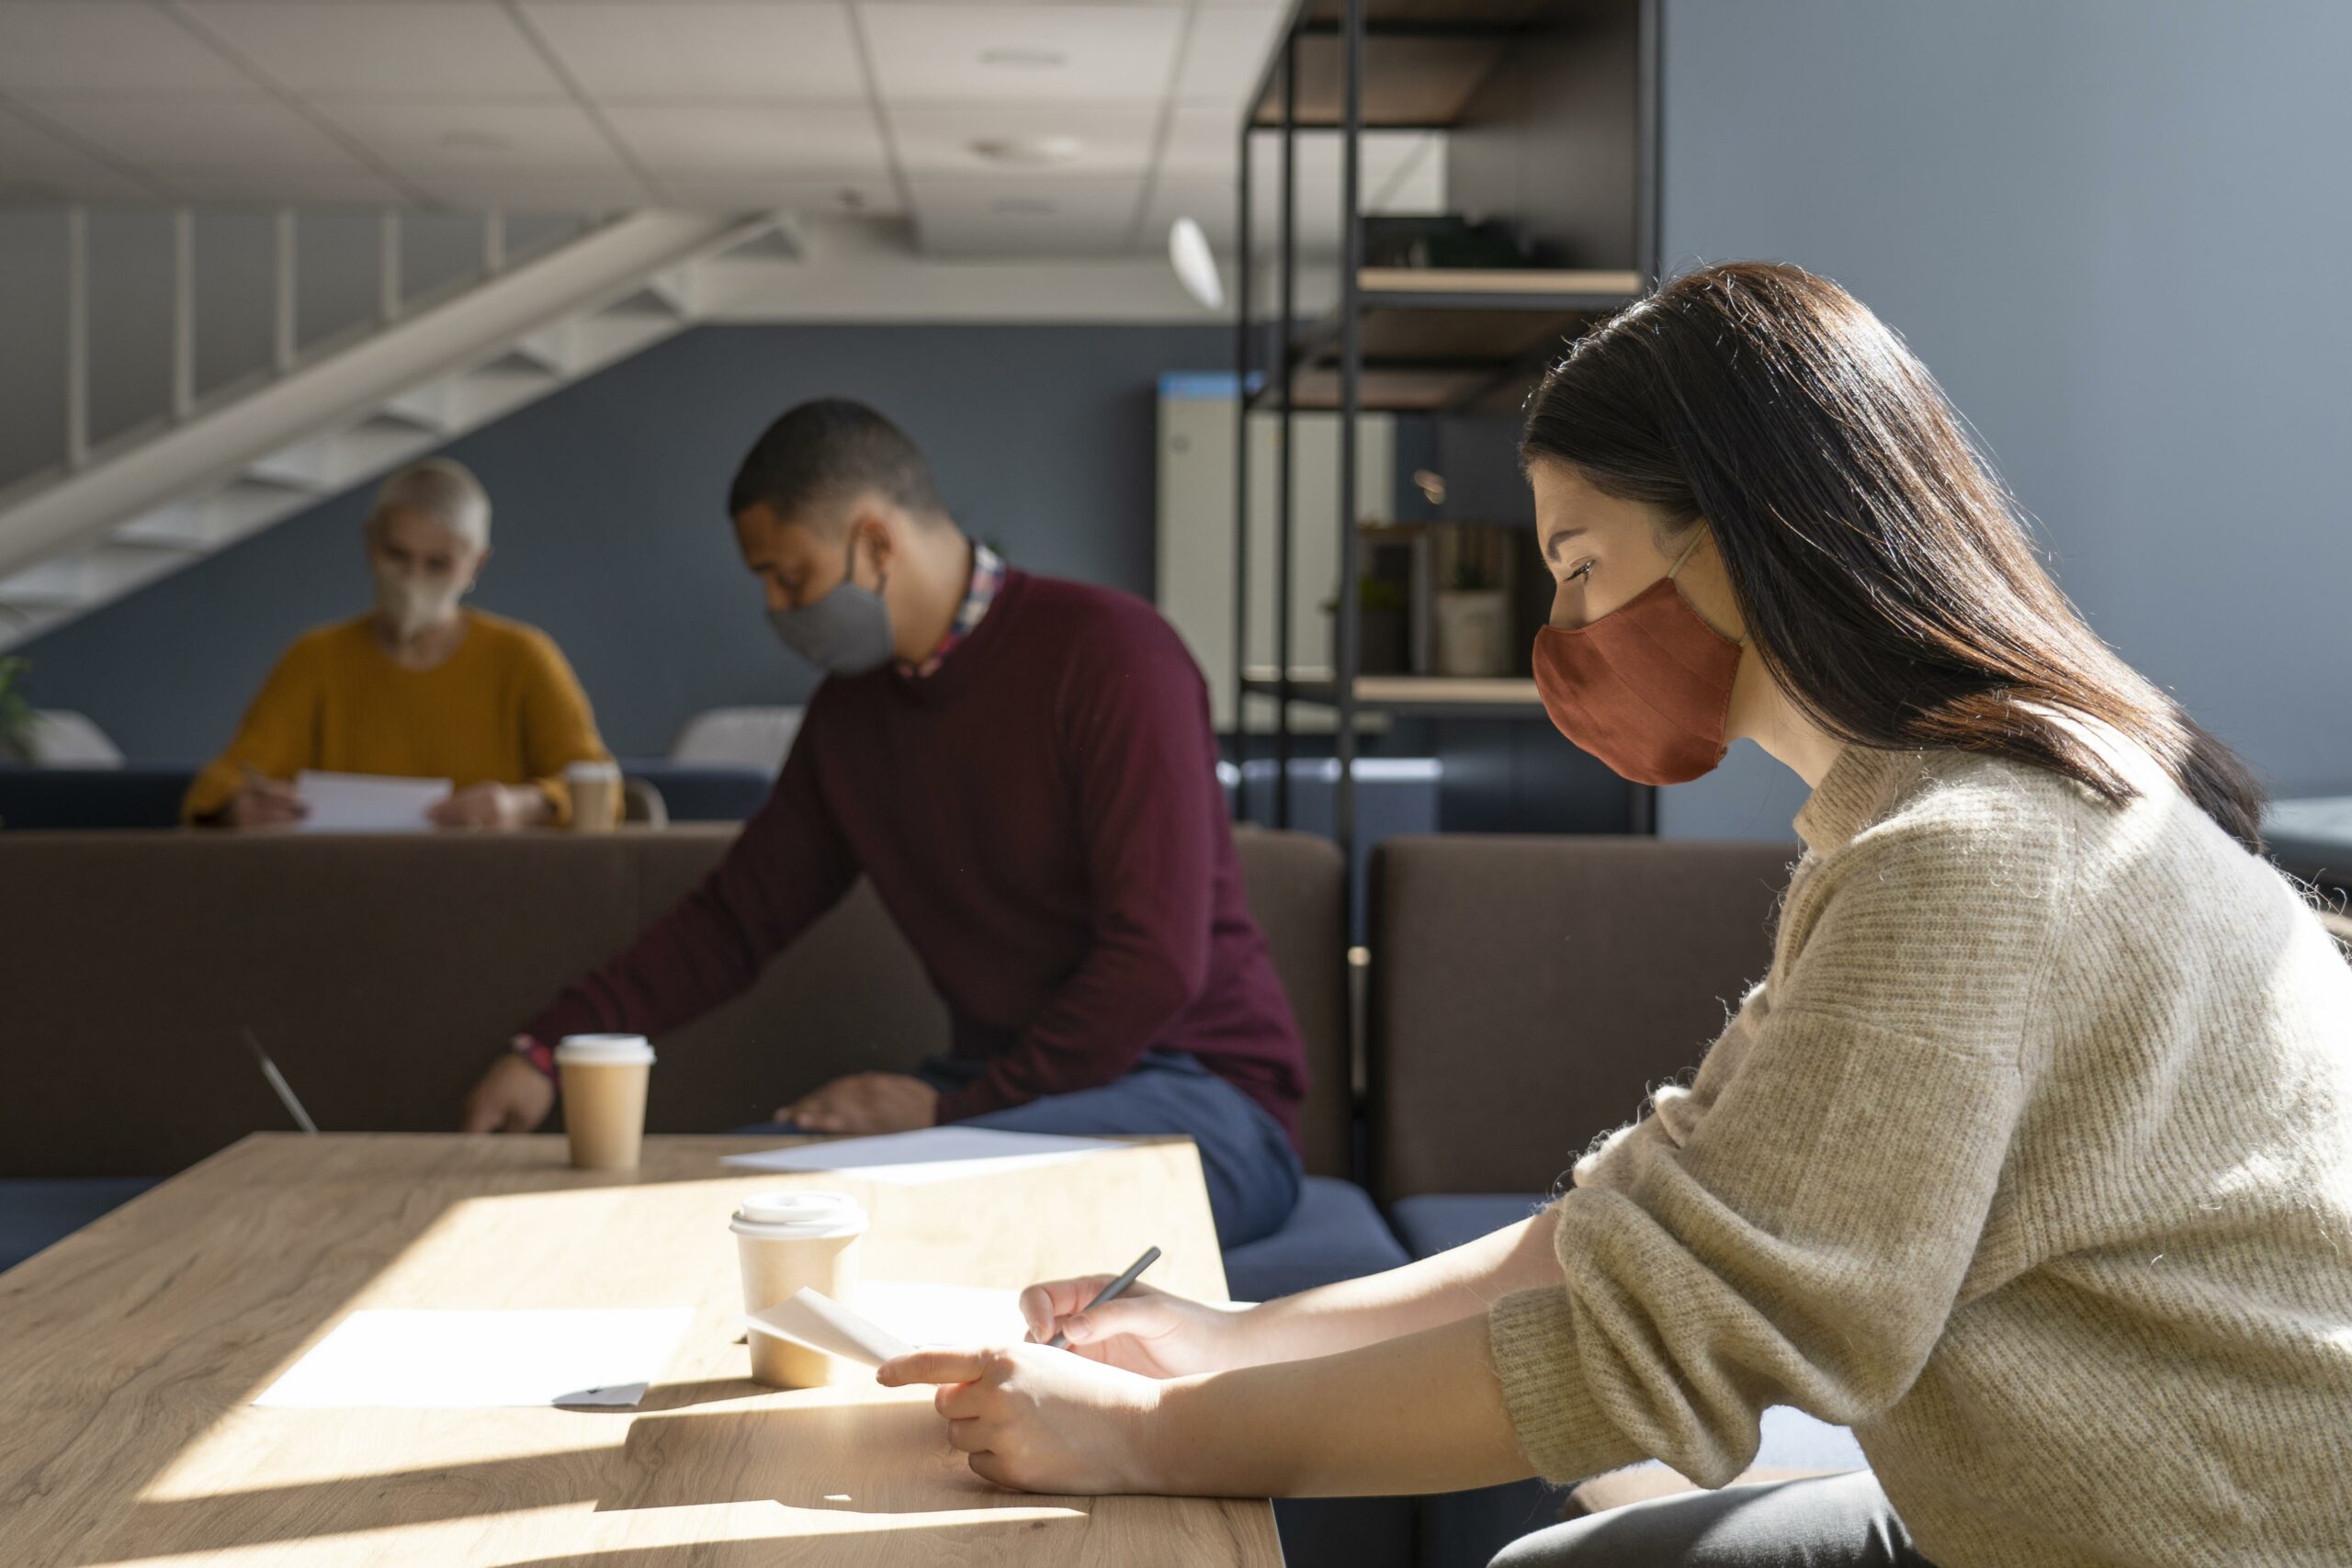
[
  {"x1": 85, "y1": 1404, "x2": 1078, "y2": 1563},
  {"x1": 627, "y1": 1376, "x2": 776, "y2": 1413}
]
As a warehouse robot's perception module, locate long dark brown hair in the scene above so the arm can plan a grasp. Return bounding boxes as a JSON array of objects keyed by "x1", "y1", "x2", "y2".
[{"x1": 1521, "y1": 260, "x2": 2266, "y2": 852}]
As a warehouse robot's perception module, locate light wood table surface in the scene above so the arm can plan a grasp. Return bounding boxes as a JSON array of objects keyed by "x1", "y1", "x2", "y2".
[{"x1": 0, "y1": 1134, "x2": 1280, "y2": 1568}]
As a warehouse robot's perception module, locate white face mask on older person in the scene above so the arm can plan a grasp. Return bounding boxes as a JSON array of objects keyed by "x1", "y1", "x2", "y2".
[
  {"x1": 371, "y1": 562, "x2": 468, "y2": 639},
  {"x1": 367, "y1": 502, "x2": 486, "y2": 645}
]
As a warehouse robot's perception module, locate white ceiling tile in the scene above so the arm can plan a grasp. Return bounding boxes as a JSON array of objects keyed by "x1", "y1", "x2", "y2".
[
  {"x1": 0, "y1": 108, "x2": 157, "y2": 202},
  {"x1": 1161, "y1": 99, "x2": 1239, "y2": 178},
  {"x1": 1144, "y1": 175, "x2": 1239, "y2": 250},
  {"x1": 0, "y1": 2, "x2": 258, "y2": 96},
  {"x1": 1174, "y1": 6, "x2": 1284, "y2": 103},
  {"x1": 28, "y1": 96, "x2": 368, "y2": 170},
  {"x1": 603, "y1": 102, "x2": 888, "y2": 177},
  {"x1": 522, "y1": 3, "x2": 863, "y2": 101},
  {"x1": 658, "y1": 175, "x2": 902, "y2": 217},
  {"x1": 410, "y1": 168, "x2": 655, "y2": 211},
  {"x1": 319, "y1": 100, "x2": 625, "y2": 175},
  {"x1": 1147, "y1": 172, "x2": 1347, "y2": 259},
  {"x1": 865, "y1": 6, "x2": 1182, "y2": 106},
  {"x1": 184, "y1": 3, "x2": 569, "y2": 100},
  {"x1": 1183, "y1": 115, "x2": 1440, "y2": 191},
  {"x1": 890, "y1": 103, "x2": 1158, "y2": 177},
  {"x1": 910, "y1": 177, "x2": 1143, "y2": 258},
  {"x1": 0, "y1": 102, "x2": 105, "y2": 166}
]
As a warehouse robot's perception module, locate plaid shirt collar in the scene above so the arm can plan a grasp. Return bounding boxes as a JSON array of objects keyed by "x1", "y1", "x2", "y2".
[{"x1": 899, "y1": 541, "x2": 1004, "y2": 679}]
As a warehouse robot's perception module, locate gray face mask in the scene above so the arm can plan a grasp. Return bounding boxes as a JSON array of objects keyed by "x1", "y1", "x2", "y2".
[{"x1": 767, "y1": 529, "x2": 894, "y2": 676}]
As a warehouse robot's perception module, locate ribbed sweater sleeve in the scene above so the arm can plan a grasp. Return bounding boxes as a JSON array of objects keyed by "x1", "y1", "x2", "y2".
[{"x1": 1487, "y1": 777, "x2": 2057, "y2": 1488}]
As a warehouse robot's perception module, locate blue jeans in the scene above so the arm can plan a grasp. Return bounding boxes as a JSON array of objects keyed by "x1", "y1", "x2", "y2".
[{"x1": 732, "y1": 1049, "x2": 1302, "y2": 1249}]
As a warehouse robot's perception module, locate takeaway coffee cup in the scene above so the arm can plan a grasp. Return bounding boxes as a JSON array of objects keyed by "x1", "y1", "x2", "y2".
[
  {"x1": 565, "y1": 760, "x2": 622, "y2": 833},
  {"x1": 555, "y1": 1033, "x2": 654, "y2": 1170},
  {"x1": 730, "y1": 1190, "x2": 868, "y2": 1389}
]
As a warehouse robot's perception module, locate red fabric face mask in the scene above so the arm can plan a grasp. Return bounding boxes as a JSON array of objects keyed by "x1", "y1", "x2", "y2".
[{"x1": 1532, "y1": 534, "x2": 1745, "y2": 785}]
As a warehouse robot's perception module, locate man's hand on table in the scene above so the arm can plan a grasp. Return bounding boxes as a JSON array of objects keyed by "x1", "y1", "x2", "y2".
[
  {"x1": 775, "y1": 1072, "x2": 939, "y2": 1134},
  {"x1": 460, "y1": 1052, "x2": 557, "y2": 1133}
]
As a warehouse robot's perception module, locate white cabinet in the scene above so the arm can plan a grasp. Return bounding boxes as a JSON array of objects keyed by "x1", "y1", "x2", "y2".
[{"x1": 1154, "y1": 375, "x2": 1392, "y2": 732}]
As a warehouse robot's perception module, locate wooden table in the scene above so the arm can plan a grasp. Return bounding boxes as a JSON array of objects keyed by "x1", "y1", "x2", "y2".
[{"x1": 0, "y1": 1134, "x2": 1281, "y2": 1567}]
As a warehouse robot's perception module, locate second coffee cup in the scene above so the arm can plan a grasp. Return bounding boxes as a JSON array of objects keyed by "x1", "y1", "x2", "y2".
[
  {"x1": 731, "y1": 1190, "x2": 867, "y2": 1389},
  {"x1": 555, "y1": 1033, "x2": 654, "y2": 1170}
]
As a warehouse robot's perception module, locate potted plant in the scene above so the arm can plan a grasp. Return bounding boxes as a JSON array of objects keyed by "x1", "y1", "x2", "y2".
[
  {"x1": 1433, "y1": 558, "x2": 1510, "y2": 677},
  {"x1": 0, "y1": 657, "x2": 34, "y2": 763}
]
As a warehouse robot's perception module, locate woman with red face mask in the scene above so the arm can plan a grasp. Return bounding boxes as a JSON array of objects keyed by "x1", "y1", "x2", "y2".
[{"x1": 876, "y1": 263, "x2": 2352, "y2": 1568}]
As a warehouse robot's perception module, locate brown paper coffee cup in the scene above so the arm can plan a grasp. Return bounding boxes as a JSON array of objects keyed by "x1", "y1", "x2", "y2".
[
  {"x1": 555, "y1": 1034, "x2": 653, "y2": 1170},
  {"x1": 731, "y1": 1191, "x2": 867, "y2": 1389},
  {"x1": 566, "y1": 761, "x2": 621, "y2": 834}
]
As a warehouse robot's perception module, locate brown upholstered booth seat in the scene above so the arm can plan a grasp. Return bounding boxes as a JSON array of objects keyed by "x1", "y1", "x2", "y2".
[
  {"x1": 0, "y1": 825, "x2": 1353, "y2": 1179},
  {"x1": 1365, "y1": 835, "x2": 1864, "y2": 1564}
]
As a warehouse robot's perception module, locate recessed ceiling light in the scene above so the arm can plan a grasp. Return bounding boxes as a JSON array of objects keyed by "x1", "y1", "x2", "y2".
[
  {"x1": 981, "y1": 46, "x2": 1066, "y2": 68},
  {"x1": 438, "y1": 129, "x2": 511, "y2": 154},
  {"x1": 970, "y1": 135, "x2": 1083, "y2": 168},
  {"x1": 990, "y1": 197, "x2": 1057, "y2": 217}
]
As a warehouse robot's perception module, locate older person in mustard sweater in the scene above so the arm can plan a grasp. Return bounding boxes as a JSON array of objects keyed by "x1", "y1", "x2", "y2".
[
  {"x1": 184, "y1": 458, "x2": 616, "y2": 829},
  {"x1": 875, "y1": 264, "x2": 2352, "y2": 1568}
]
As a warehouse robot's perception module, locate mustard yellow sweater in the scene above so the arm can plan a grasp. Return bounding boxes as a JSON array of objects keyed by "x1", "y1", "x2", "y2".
[
  {"x1": 184, "y1": 611, "x2": 614, "y2": 826},
  {"x1": 1488, "y1": 722, "x2": 2352, "y2": 1566}
]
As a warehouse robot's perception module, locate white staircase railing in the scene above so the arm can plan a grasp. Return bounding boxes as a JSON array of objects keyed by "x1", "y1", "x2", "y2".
[{"x1": 0, "y1": 208, "x2": 797, "y2": 651}]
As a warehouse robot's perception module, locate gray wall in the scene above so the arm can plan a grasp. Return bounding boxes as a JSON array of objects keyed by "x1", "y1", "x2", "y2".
[
  {"x1": 1653, "y1": 0, "x2": 2352, "y2": 839},
  {"x1": 13, "y1": 321, "x2": 1226, "y2": 761}
]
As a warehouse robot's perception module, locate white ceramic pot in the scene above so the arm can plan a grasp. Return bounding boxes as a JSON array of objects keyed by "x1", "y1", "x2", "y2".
[{"x1": 1432, "y1": 590, "x2": 1510, "y2": 677}]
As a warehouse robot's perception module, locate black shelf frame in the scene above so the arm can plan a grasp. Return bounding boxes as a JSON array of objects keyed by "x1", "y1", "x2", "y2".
[{"x1": 1232, "y1": 0, "x2": 1664, "y2": 861}]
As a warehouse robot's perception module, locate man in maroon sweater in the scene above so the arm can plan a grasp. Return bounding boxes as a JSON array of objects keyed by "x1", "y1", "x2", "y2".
[{"x1": 459, "y1": 400, "x2": 1307, "y2": 1246}]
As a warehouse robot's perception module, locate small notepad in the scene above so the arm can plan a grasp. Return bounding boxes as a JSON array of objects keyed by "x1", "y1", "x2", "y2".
[
  {"x1": 744, "y1": 1289, "x2": 912, "y2": 1369},
  {"x1": 294, "y1": 770, "x2": 451, "y2": 832},
  {"x1": 721, "y1": 1126, "x2": 1122, "y2": 1186}
]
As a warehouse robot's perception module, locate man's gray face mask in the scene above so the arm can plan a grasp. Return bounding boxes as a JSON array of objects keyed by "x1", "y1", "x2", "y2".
[{"x1": 766, "y1": 528, "x2": 894, "y2": 676}]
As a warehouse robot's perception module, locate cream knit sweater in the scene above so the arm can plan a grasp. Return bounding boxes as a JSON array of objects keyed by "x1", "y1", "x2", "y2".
[{"x1": 1488, "y1": 727, "x2": 2352, "y2": 1567}]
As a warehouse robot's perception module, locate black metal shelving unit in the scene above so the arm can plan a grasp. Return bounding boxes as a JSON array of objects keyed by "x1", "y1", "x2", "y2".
[{"x1": 1232, "y1": 0, "x2": 1664, "y2": 863}]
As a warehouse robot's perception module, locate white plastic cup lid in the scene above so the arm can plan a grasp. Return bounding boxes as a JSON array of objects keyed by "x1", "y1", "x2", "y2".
[
  {"x1": 565, "y1": 760, "x2": 622, "y2": 782},
  {"x1": 730, "y1": 1189, "x2": 867, "y2": 1239},
  {"x1": 554, "y1": 1033, "x2": 654, "y2": 1066}
]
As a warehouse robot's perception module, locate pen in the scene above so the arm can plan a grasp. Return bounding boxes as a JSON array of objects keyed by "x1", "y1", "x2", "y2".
[{"x1": 1047, "y1": 1245, "x2": 1160, "y2": 1349}]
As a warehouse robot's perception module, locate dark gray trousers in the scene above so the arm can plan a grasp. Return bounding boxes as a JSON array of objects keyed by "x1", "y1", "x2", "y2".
[{"x1": 1492, "y1": 1472, "x2": 1937, "y2": 1568}]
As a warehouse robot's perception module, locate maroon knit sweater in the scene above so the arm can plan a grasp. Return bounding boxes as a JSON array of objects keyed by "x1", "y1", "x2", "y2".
[{"x1": 520, "y1": 570, "x2": 1308, "y2": 1147}]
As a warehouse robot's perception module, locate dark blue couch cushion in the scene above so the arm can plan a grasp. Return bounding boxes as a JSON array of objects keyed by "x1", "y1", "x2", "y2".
[
  {"x1": 1390, "y1": 1191, "x2": 1551, "y2": 1259},
  {"x1": 1, "y1": 1178, "x2": 159, "y2": 1272},
  {"x1": 1224, "y1": 1175, "x2": 1411, "y2": 1302},
  {"x1": 611, "y1": 760, "x2": 776, "y2": 823},
  {"x1": 0, "y1": 766, "x2": 196, "y2": 830}
]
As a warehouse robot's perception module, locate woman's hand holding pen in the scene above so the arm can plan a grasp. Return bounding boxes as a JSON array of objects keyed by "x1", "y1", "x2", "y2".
[{"x1": 1015, "y1": 1275, "x2": 1258, "y2": 1379}]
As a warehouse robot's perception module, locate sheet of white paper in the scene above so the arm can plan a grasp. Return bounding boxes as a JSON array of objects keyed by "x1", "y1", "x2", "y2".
[
  {"x1": 855, "y1": 1280, "x2": 1030, "y2": 1348},
  {"x1": 720, "y1": 1126, "x2": 1123, "y2": 1186},
  {"x1": 744, "y1": 1288, "x2": 912, "y2": 1369},
  {"x1": 295, "y1": 770, "x2": 451, "y2": 833},
  {"x1": 253, "y1": 1308, "x2": 693, "y2": 1408}
]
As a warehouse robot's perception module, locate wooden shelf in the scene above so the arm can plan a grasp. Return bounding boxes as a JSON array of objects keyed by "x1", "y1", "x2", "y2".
[
  {"x1": 1250, "y1": 3, "x2": 1562, "y2": 130},
  {"x1": 1244, "y1": 670, "x2": 1543, "y2": 714},
  {"x1": 1357, "y1": 267, "x2": 1645, "y2": 304},
  {"x1": 1249, "y1": 270, "x2": 1642, "y2": 412}
]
